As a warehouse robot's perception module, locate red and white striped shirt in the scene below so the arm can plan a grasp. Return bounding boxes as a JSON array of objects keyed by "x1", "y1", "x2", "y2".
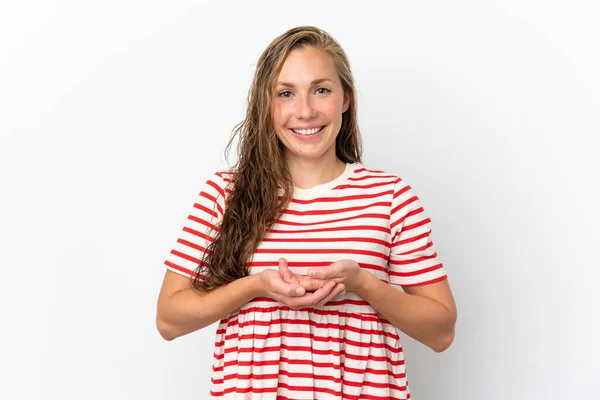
[{"x1": 164, "y1": 162, "x2": 447, "y2": 399}]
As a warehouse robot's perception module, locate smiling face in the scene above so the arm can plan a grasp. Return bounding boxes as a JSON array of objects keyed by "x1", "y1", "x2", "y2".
[{"x1": 271, "y1": 46, "x2": 350, "y2": 164}]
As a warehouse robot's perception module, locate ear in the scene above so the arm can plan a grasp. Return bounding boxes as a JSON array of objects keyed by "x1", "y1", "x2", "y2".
[{"x1": 342, "y1": 90, "x2": 351, "y2": 113}]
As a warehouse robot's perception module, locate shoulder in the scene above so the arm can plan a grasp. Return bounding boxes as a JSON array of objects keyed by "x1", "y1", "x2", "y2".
[
  {"x1": 352, "y1": 163, "x2": 403, "y2": 189},
  {"x1": 353, "y1": 164, "x2": 423, "y2": 213},
  {"x1": 211, "y1": 170, "x2": 235, "y2": 188},
  {"x1": 200, "y1": 169, "x2": 236, "y2": 203}
]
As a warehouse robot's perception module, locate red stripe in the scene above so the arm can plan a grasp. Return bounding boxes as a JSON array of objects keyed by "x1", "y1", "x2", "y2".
[
  {"x1": 392, "y1": 182, "x2": 409, "y2": 199},
  {"x1": 391, "y1": 195, "x2": 418, "y2": 215},
  {"x1": 176, "y1": 238, "x2": 208, "y2": 253},
  {"x1": 395, "y1": 274, "x2": 447, "y2": 287},
  {"x1": 188, "y1": 214, "x2": 218, "y2": 231},
  {"x1": 348, "y1": 174, "x2": 397, "y2": 181},
  {"x1": 212, "y1": 355, "x2": 404, "y2": 374},
  {"x1": 233, "y1": 295, "x2": 378, "y2": 309},
  {"x1": 389, "y1": 253, "x2": 439, "y2": 266},
  {"x1": 170, "y1": 248, "x2": 201, "y2": 264},
  {"x1": 402, "y1": 217, "x2": 431, "y2": 231},
  {"x1": 164, "y1": 260, "x2": 205, "y2": 278},
  {"x1": 283, "y1": 201, "x2": 391, "y2": 216},
  {"x1": 249, "y1": 260, "x2": 334, "y2": 267},
  {"x1": 354, "y1": 167, "x2": 386, "y2": 174},
  {"x1": 397, "y1": 240, "x2": 433, "y2": 255},
  {"x1": 215, "y1": 331, "x2": 398, "y2": 349},
  {"x1": 218, "y1": 307, "x2": 395, "y2": 328},
  {"x1": 211, "y1": 386, "x2": 278, "y2": 396},
  {"x1": 283, "y1": 189, "x2": 394, "y2": 204},
  {"x1": 181, "y1": 226, "x2": 214, "y2": 242},
  {"x1": 213, "y1": 369, "x2": 398, "y2": 385},
  {"x1": 214, "y1": 343, "x2": 405, "y2": 364},
  {"x1": 343, "y1": 378, "x2": 407, "y2": 391},
  {"x1": 391, "y1": 207, "x2": 424, "y2": 230},
  {"x1": 269, "y1": 224, "x2": 390, "y2": 234},
  {"x1": 343, "y1": 365, "x2": 406, "y2": 379},
  {"x1": 193, "y1": 202, "x2": 218, "y2": 219},
  {"x1": 206, "y1": 179, "x2": 226, "y2": 200},
  {"x1": 248, "y1": 261, "x2": 388, "y2": 274},
  {"x1": 213, "y1": 356, "x2": 343, "y2": 372},
  {"x1": 255, "y1": 247, "x2": 389, "y2": 260},
  {"x1": 217, "y1": 170, "x2": 235, "y2": 176},
  {"x1": 221, "y1": 324, "x2": 397, "y2": 341},
  {"x1": 280, "y1": 382, "x2": 340, "y2": 397},
  {"x1": 277, "y1": 212, "x2": 389, "y2": 226},
  {"x1": 211, "y1": 376, "x2": 407, "y2": 397},
  {"x1": 334, "y1": 180, "x2": 397, "y2": 190},
  {"x1": 199, "y1": 191, "x2": 223, "y2": 217},
  {"x1": 342, "y1": 389, "x2": 407, "y2": 400},
  {"x1": 276, "y1": 395, "x2": 406, "y2": 400},
  {"x1": 389, "y1": 263, "x2": 444, "y2": 277},
  {"x1": 217, "y1": 342, "x2": 400, "y2": 356},
  {"x1": 393, "y1": 230, "x2": 429, "y2": 247},
  {"x1": 262, "y1": 236, "x2": 391, "y2": 247}
]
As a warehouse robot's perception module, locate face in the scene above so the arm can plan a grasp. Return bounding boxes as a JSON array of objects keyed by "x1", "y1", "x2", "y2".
[{"x1": 271, "y1": 46, "x2": 350, "y2": 163}]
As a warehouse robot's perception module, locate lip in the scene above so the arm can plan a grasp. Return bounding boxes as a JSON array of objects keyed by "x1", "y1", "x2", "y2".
[
  {"x1": 288, "y1": 125, "x2": 326, "y2": 140},
  {"x1": 289, "y1": 125, "x2": 325, "y2": 130}
]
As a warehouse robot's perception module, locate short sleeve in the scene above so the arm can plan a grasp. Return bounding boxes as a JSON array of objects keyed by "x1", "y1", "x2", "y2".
[
  {"x1": 388, "y1": 177, "x2": 447, "y2": 287},
  {"x1": 163, "y1": 171, "x2": 229, "y2": 279}
]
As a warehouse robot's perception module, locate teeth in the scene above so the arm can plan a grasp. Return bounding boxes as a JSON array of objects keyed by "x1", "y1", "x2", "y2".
[{"x1": 292, "y1": 126, "x2": 322, "y2": 135}]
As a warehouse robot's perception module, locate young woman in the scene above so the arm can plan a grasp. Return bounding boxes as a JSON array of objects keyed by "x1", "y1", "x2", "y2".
[{"x1": 157, "y1": 26, "x2": 457, "y2": 399}]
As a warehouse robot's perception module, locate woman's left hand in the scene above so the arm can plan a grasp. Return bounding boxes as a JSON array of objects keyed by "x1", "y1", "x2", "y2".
[{"x1": 307, "y1": 259, "x2": 367, "y2": 294}]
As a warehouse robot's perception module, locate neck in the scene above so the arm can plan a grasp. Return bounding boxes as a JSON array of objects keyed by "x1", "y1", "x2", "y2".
[{"x1": 285, "y1": 153, "x2": 346, "y2": 190}]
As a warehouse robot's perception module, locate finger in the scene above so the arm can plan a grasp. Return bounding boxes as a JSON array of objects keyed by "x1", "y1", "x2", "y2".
[
  {"x1": 318, "y1": 283, "x2": 345, "y2": 307},
  {"x1": 278, "y1": 258, "x2": 295, "y2": 283},
  {"x1": 296, "y1": 275, "x2": 328, "y2": 292},
  {"x1": 292, "y1": 280, "x2": 337, "y2": 306},
  {"x1": 283, "y1": 282, "x2": 334, "y2": 309},
  {"x1": 307, "y1": 267, "x2": 329, "y2": 280},
  {"x1": 269, "y1": 269, "x2": 305, "y2": 297}
]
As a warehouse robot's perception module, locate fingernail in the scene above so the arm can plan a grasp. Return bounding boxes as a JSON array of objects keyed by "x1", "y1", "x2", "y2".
[
  {"x1": 296, "y1": 288, "x2": 303, "y2": 295},
  {"x1": 308, "y1": 270, "x2": 315, "y2": 277}
]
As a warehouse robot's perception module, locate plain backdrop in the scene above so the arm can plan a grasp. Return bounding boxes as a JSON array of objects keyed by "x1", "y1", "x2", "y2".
[{"x1": 1, "y1": 1, "x2": 599, "y2": 399}]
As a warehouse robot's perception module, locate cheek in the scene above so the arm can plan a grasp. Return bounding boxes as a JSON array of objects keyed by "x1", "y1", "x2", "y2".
[
  {"x1": 324, "y1": 99, "x2": 344, "y2": 120},
  {"x1": 271, "y1": 102, "x2": 290, "y2": 127},
  {"x1": 271, "y1": 103, "x2": 280, "y2": 125}
]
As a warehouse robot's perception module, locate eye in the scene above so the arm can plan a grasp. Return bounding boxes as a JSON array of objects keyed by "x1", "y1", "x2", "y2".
[
  {"x1": 278, "y1": 91, "x2": 292, "y2": 98},
  {"x1": 315, "y1": 87, "x2": 331, "y2": 95}
]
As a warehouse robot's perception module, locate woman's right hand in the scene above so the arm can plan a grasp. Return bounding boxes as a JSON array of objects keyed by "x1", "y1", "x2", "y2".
[{"x1": 259, "y1": 258, "x2": 345, "y2": 310}]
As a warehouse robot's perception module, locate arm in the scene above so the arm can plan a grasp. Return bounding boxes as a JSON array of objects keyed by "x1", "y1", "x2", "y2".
[
  {"x1": 308, "y1": 261, "x2": 457, "y2": 352},
  {"x1": 156, "y1": 270, "x2": 262, "y2": 341},
  {"x1": 157, "y1": 260, "x2": 345, "y2": 341},
  {"x1": 355, "y1": 270, "x2": 457, "y2": 352},
  {"x1": 375, "y1": 176, "x2": 456, "y2": 351}
]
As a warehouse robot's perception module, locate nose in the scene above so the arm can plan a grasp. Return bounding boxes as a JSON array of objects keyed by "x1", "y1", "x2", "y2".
[{"x1": 295, "y1": 95, "x2": 317, "y2": 120}]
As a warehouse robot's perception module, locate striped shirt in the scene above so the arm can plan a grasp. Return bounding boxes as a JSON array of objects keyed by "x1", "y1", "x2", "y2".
[{"x1": 164, "y1": 162, "x2": 447, "y2": 399}]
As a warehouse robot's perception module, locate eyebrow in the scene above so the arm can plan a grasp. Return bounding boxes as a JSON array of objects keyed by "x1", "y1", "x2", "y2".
[{"x1": 276, "y1": 78, "x2": 333, "y2": 88}]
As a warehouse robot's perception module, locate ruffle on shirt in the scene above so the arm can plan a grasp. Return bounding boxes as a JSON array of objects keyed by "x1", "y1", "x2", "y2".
[{"x1": 210, "y1": 299, "x2": 410, "y2": 400}]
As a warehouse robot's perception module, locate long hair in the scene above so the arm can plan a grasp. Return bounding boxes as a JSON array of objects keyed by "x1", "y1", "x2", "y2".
[{"x1": 192, "y1": 26, "x2": 363, "y2": 291}]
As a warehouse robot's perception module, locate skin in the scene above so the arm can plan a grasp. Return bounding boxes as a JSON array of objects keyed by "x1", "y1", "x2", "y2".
[
  {"x1": 271, "y1": 45, "x2": 350, "y2": 190},
  {"x1": 157, "y1": 46, "x2": 457, "y2": 352}
]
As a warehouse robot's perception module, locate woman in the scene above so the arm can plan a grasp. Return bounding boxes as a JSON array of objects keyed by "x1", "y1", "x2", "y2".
[{"x1": 157, "y1": 26, "x2": 457, "y2": 399}]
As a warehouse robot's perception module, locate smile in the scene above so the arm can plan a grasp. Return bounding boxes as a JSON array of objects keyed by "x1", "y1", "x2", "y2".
[{"x1": 289, "y1": 126, "x2": 326, "y2": 136}]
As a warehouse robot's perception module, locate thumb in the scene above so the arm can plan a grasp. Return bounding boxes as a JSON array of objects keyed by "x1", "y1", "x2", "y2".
[
  {"x1": 308, "y1": 267, "x2": 327, "y2": 279},
  {"x1": 278, "y1": 258, "x2": 295, "y2": 282}
]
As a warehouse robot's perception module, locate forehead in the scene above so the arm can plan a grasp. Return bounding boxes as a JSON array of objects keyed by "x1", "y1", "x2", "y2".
[{"x1": 276, "y1": 46, "x2": 340, "y2": 85}]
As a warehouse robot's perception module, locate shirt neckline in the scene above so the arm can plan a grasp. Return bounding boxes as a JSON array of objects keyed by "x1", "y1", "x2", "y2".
[{"x1": 292, "y1": 162, "x2": 360, "y2": 197}]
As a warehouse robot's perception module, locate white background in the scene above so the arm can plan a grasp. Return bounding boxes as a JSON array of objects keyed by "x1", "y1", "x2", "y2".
[{"x1": 1, "y1": 1, "x2": 599, "y2": 399}]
